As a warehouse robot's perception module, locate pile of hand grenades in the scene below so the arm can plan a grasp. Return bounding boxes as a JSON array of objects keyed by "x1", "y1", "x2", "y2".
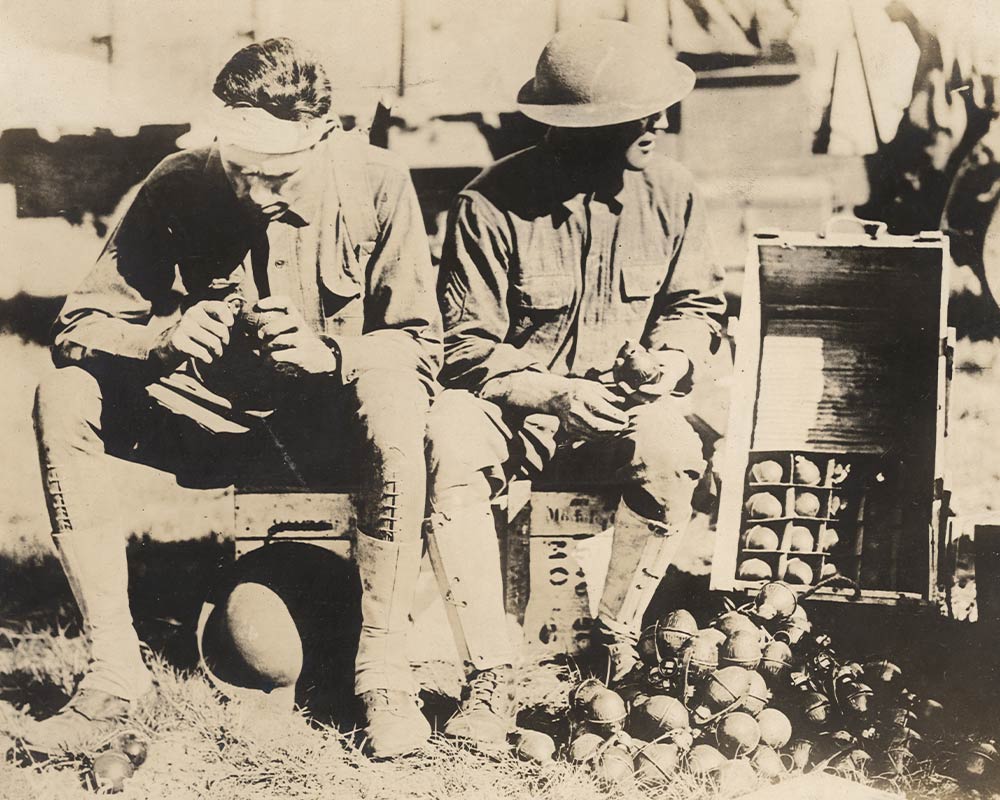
[{"x1": 512, "y1": 581, "x2": 997, "y2": 794}]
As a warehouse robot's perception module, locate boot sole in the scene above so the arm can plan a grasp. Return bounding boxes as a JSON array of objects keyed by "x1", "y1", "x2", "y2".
[
  {"x1": 361, "y1": 736, "x2": 432, "y2": 760},
  {"x1": 441, "y1": 731, "x2": 511, "y2": 760}
]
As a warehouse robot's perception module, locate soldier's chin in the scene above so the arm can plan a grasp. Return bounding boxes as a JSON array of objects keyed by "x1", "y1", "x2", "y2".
[{"x1": 625, "y1": 145, "x2": 656, "y2": 171}]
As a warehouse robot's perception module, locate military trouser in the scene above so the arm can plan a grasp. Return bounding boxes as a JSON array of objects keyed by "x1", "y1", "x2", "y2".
[
  {"x1": 33, "y1": 362, "x2": 431, "y2": 699},
  {"x1": 425, "y1": 388, "x2": 706, "y2": 675}
]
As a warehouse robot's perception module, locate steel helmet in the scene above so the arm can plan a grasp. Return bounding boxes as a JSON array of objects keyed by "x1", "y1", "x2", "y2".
[
  {"x1": 197, "y1": 541, "x2": 362, "y2": 716},
  {"x1": 517, "y1": 20, "x2": 695, "y2": 128}
]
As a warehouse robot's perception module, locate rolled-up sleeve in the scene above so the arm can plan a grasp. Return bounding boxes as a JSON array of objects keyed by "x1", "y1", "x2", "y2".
[
  {"x1": 335, "y1": 164, "x2": 443, "y2": 394},
  {"x1": 437, "y1": 193, "x2": 544, "y2": 392},
  {"x1": 643, "y1": 182, "x2": 726, "y2": 384},
  {"x1": 53, "y1": 186, "x2": 182, "y2": 369}
]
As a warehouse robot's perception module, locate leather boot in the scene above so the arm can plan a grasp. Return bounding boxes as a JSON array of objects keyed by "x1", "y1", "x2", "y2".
[
  {"x1": 427, "y1": 495, "x2": 517, "y2": 746},
  {"x1": 593, "y1": 502, "x2": 691, "y2": 683},
  {"x1": 19, "y1": 689, "x2": 146, "y2": 756},
  {"x1": 20, "y1": 529, "x2": 153, "y2": 755},
  {"x1": 354, "y1": 533, "x2": 430, "y2": 758},
  {"x1": 443, "y1": 665, "x2": 515, "y2": 748}
]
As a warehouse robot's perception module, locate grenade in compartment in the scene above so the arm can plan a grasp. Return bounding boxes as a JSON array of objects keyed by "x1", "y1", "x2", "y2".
[
  {"x1": 817, "y1": 527, "x2": 839, "y2": 552},
  {"x1": 750, "y1": 459, "x2": 785, "y2": 483},
  {"x1": 793, "y1": 491, "x2": 822, "y2": 518},
  {"x1": 793, "y1": 455, "x2": 823, "y2": 486},
  {"x1": 787, "y1": 524, "x2": 815, "y2": 552},
  {"x1": 746, "y1": 492, "x2": 784, "y2": 519},
  {"x1": 737, "y1": 557, "x2": 774, "y2": 581},
  {"x1": 783, "y1": 557, "x2": 814, "y2": 585},
  {"x1": 829, "y1": 495, "x2": 848, "y2": 517},
  {"x1": 745, "y1": 524, "x2": 780, "y2": 550},
  {"x1": 831, "y1": 461, "x2": 852, "y2": 485}
]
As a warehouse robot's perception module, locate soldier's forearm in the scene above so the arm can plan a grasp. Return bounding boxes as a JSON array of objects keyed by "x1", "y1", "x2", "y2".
[
  {"x1": 53, "y1": 314, "x2": 180, "y2": 373},
  {"x1": 479, "y1": 370, "x2": 570, "y2": 415}
]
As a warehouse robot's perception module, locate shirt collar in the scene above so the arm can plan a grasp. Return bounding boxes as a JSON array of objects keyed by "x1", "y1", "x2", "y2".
[
  {"x1": 559, "y1": 183, "x2": 626, "y2": 215},
  {"x1": 539, "y1": 145, "x2": 628, "y2": 217}
]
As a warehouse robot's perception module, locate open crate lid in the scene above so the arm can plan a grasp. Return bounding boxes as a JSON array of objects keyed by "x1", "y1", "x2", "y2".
[{"x1": 712, "y1": 217, "x2": 953, "y2": 605}]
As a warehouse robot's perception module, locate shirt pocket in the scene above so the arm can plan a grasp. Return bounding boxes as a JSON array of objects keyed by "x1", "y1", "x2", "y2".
[
  {"x1": 513, "y1": 273, "x2": 575, "y2": 312},
  {"x1": 620, "y1": 261, "x2": 666, "y2": 301},
  {"x1": 319, "y1": 241, "x2": 365, "y2": 300},
  {"x1": 323, "y1": 294, "x2": 365, "y2": 338}
]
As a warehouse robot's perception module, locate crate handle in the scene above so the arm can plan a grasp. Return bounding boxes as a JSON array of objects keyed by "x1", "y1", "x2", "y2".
[{"x1": 820, "y1": 216, "x2": 888, "y2": 240}]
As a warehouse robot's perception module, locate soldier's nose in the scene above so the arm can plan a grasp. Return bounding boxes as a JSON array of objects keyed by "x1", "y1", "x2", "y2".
[
  {"x1": 248, "y1": 182, "x2": 278, "y2": 209},
  {"x1": 650, "y1": 111, "x2": 669, "y2": 133}
]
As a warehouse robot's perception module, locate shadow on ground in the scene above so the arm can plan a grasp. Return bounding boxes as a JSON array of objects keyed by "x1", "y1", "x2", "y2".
[
  {"x1": 0, "y1": 537, "x2": 371, "y2": 728},
  {"x1": 4, "y1": 538, "x2": 1000, "y2": 739}
]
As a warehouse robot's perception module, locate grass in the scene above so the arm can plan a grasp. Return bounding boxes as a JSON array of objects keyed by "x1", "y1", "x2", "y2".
[
  {"x1": 2, "y1": 329, "x2": 1000, "y2": 798},
  {"x1": 0, "y1": 631, "x2": 985, "y2": 800}
]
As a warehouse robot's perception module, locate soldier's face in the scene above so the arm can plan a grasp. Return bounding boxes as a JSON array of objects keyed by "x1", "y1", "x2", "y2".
[
  {"x1": 220, "y1": 143, "x2": 320, "y2": 223},
  {"x1": 556, "y1": 110, "x2": 670, "y2": 172},
  {"x1": 621, "y1": 110, "x2": 670, "y2": 170}
]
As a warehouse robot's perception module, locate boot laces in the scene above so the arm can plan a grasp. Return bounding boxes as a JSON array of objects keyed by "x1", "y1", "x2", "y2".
[{"x1": 463, "y1": 667, "x2": 511, "y2": 714}]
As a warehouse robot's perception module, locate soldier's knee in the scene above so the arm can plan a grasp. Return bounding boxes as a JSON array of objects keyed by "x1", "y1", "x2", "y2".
[
  {"x1": 33, "y1": 366, "x2": 103, "y2": 444},
  {"x1": 353, "y1": 369, "x2": 430, "y2": 439},
  {"x1": 631, "y1": 402, "x2": 705, "y2": 481},
  {"x1": 426, "y1": 390, "x2": 505, "y2": 489}
]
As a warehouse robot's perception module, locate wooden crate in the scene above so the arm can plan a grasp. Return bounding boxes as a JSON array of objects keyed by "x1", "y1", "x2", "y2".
[
  {"x1": 233, "y1": 484, "x2": 617, "y2": 656},
  {"x1": 233, "y1": 489, "x2": 356, "y2": 560},
  {"x1": 503, "y1": 487, "x2": 616, "y2": 655},
  {"x1": 711, "y1": 221, "x2": 954, "y2": 605}
]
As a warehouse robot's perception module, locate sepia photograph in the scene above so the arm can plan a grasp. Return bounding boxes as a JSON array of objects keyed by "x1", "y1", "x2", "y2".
[{"x1": 1, "y1": 1, "x2": 999, "y2": 797}]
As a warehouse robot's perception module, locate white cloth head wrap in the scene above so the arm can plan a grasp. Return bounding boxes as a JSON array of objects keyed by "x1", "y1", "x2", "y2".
[{"x1": 214, "y1": 104, "x2": 329, "y2": 154}]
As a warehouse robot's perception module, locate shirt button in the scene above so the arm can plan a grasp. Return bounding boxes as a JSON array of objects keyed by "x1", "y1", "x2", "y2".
[{"x1": 274, "y1": 259, "x2": 286, "y2": 268}]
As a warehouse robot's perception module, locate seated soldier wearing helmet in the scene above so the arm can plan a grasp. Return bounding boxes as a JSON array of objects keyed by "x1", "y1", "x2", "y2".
[
  {"x1": 426, "y1": 21, "x2": 727, "y2": 747},
  {"x1": 27, "y1": 38, "x2": 440, "y2": 759}
]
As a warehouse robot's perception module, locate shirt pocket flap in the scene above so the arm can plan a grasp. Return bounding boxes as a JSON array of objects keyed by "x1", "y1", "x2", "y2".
[
  {"x1": 620, "y1": 262, "x2": 665, "y2": 300},
  {"x1": 319, "y1": 237, "x2": 369, "y2": 300},
  {"x1": 515, "y1": 274, "x2": 575, "y2": 311}
]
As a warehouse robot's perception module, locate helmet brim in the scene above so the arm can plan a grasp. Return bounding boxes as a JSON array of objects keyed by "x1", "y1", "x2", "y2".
[{"x1": 516, "y1": 61, "x2": 696, "y2": 128}]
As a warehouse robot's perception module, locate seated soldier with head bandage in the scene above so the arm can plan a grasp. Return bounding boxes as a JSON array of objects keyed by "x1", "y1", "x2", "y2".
[{"x1": 28, "y1": 37, "x2": 440, "y2": 760}]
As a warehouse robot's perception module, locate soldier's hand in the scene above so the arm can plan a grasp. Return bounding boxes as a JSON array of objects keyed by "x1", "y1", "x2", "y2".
[
  {"x1": 550, "y1": 378, "x2": 629, "y2": 439},
  {"x1": 255, "y1": 295, "x2": 339, "y2": 377},
  {"x1": 653, "y1": 350, "x2": 690, "y2": 387},
  {"x1": 625, "y1": 349, "x2": 692, "y2": 404},
  {"x1": 165, "y1": 300, "x2": 235, "y2": 365}
]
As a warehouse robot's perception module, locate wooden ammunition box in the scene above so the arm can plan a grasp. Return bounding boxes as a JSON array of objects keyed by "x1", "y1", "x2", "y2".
[
  {"x1": 231, "y1": 481, "x2": 617, "y2": 656},
  {"x1": 711, "y1": 221, "x2": 954, "y2": 605},
  {"x1": 502, "y1": 486, "x2": 616, "y2": 655},
  {"x1": 233, "y1": 488, "x2": 356, "y2": 560}
]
